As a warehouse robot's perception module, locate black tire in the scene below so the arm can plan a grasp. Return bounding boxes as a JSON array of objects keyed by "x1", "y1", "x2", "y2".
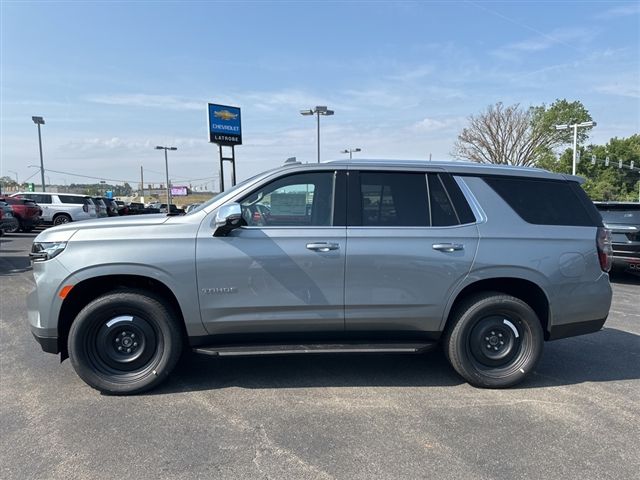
[
  {"x1": 5, "y1": 221, "x2": 19, "y2": 234},
  {"x1": 53, "y1": 213, "x2": 72, "y2": 226},
  {"x1": 443, "y1": 292, "x2": 543, "y2": 388},
  {"x1": 68, "y1": 290, "x2": 183, "y2": 395}
]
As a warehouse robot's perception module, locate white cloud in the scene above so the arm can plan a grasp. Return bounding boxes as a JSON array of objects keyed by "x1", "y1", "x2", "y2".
[
  {"x1": 597, "y1": 4, "x2": 640, "y2": 19},
  {"x1": 594, "y1": 81, "x2": 640, "y2": 99},
  {"x1": 85, "y1": 94, "x2": 204, "y2": 110},
  {"x1": 410, "y1": 117, "x2": 463, "y2": 133},
  {"x1": 492, "y1": 28, "x2": 595, "y2": 61}
]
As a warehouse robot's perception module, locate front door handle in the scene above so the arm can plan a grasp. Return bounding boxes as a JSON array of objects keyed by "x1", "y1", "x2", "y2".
[
  {"x1": 432, "y1": 243, "x2": 464, "y2": 252},
  {"x1": 306, "y1": 242, "x2": 340, "y2": 252}
]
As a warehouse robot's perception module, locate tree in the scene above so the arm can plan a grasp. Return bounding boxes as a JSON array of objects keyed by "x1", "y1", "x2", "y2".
[
  {"x1": 453, "y1": 99, "x2": 593, "y2": 167},
  {"x1": 537, "y1": 134, "x2": 640, "y2": 201}
]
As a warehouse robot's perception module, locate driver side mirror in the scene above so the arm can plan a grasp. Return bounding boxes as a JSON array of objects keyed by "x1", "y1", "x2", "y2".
[{"x1": 213, "y1": 202, "x2": 243, "y2": 237}]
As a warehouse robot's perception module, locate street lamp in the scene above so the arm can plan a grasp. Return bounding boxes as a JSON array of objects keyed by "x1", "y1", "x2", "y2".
[
  {"x1": 554, "y1": 121, "x2": 597, "y2": 176},
  {"x1": 155, "y1": 146, "x2": 177, "y2": 212},
  {"x1": 300, "y1": 106, "x2": 334, "y2": 163},
  {"x1": 340, "y1": 148, "x2": 361, "y2": 160},
  {"x1": 32, "y1": 116, "x2": 46, "y2": 191}
]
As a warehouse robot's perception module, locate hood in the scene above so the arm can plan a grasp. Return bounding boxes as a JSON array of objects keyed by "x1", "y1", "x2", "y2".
[{"x1": 35, "y1": 214, "x2": 170, "y2": 243}]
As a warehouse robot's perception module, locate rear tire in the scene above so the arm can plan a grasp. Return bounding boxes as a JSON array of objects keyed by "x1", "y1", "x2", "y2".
[
  {"x1": 68, "y1": 290, "x2": 183, "y2": 395},
  {"x1": 53, "y1": 213, "x2": 71, "y2": 226},
  {"x1": 443, "y1": 292, "x2": 543, "y2": 388}
]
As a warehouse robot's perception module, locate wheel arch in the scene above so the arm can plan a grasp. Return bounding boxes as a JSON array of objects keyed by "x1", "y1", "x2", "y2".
[
  {"x1": 58, "y1": 274, "x2": 187, "y2": 360},
  {"x1": 443, "y1": 276, "x2": 551, "y2": 340}
]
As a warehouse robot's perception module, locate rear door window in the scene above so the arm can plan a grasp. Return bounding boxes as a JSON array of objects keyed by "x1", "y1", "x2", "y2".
[{"x1": 357, "y1": 172, "x2": 429, "y2": 227}]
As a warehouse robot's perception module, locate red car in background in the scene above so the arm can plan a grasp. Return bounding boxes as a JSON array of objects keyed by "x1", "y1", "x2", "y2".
[{"x1": 0, "y1": 196, "x2": 42, "y2": 232}]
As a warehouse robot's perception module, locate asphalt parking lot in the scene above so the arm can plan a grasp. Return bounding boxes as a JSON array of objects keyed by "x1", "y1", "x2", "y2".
[{"x1": 1, "y1": 228, "x2": 639, "y2": 480}]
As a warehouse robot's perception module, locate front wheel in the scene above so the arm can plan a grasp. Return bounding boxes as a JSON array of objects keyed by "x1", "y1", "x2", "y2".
[
  {"x1": 443, "y1": 292, "x2": 543, "y2": 388},
  {"x1": 68, "y1": 291, "x2": 183, "y2": 394}
]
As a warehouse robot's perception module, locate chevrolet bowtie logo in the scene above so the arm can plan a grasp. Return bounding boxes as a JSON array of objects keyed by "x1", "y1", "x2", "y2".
[{"x1": 214, "y1": 110, "x2": 238, "y2": 121}]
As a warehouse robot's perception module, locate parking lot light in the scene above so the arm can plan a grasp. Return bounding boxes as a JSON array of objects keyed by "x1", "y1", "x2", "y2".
[
  {"x1": 300, "y1": 106, "x2": 335, "y2": 163},
  {"x1": 155, "y1": 146, "x2": 177, "y2": 212},
  {"x1": 32, "y1": 116, "x2": 46, "y2": 192},
  {"x1": 341, "y1": 148, "x2": 361, "y2": 160},
  {"x1": 554, "y1": 121, "x2": 597, "y2": 175}
]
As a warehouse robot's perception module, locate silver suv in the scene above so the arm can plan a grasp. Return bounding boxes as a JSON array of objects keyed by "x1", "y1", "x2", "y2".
[
  {"x1": 28, "y1": 160, "x2": 613, "y2": 394},
  {"x1": 13, "y1": 192, "x2": 97, "y2": 225}
]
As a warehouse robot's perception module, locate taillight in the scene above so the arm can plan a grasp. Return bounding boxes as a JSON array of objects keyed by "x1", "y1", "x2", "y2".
[{"x1": 597, "y1": 227, "x2": 612, "y2": 272}]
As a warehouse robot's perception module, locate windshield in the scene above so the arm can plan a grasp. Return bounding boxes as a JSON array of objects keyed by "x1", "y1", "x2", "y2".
[
  {"x1": 186, "y1": 169, "x2": 278, "y2": 215},
  {"x1": 597, "y1": 205, "x2": 640, "y2": 225}
]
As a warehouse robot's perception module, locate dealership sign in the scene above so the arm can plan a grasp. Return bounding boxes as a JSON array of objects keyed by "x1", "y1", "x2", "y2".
[
  {"x1": 170, "y1": 186, "x2": 188, "y2": 196},
  {"x1": 208, "y1": 103, "x2": 242, "y2": 145}
]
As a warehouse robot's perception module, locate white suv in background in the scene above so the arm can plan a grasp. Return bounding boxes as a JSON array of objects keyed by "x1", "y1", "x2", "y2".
[{"x1": 12, "y1": 192, "x2": 97, "y2": 226}]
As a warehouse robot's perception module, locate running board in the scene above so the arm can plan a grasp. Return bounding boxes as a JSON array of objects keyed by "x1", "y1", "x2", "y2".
[{"x1": 193, "y1": 342, "x2": 436, "y2": 357}]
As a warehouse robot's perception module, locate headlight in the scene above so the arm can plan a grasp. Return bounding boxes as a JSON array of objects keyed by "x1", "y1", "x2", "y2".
[{"x1": 30, "y1": 242, "x2": 67, "y2": 262}]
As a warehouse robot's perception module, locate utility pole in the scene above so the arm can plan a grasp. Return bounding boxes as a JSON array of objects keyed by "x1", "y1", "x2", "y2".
[{"x1": 140, "y1": 166, "x2": 145, "y2": 203}]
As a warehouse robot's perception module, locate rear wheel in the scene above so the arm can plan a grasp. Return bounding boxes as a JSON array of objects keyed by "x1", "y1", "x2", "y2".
[
  {"x1": 53, "y1": 213, "x2": 71, "y2": 226},
  {"x1": 444, "y1": 292, "x2": 543, "y2": 388},
  {"x1": 68, "y1": 291, "x2": 183, "y2": 394}
]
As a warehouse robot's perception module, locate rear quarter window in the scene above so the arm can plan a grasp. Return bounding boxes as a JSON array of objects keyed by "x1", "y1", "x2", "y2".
[
  {"x1": 58, "y1": 195, "x2": 85, "y2": 204},
  {"x1": 483, "y1": 177, "x2": 600, "y2": 227}
]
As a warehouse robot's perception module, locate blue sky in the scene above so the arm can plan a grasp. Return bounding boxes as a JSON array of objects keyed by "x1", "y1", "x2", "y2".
[{"x1": 1, "y1": 1, "x2": 639, "y2": 188}]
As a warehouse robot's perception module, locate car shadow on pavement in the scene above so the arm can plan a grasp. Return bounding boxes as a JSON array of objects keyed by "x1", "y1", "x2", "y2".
[
  {"x1": 0, "y1": 255, "x2": 32, "y2": 276},
  {"x1": 523, "y1": 327, "x2": 640, "y2": 388},
  {"x1": 153, "y1": 327, "x2": 640, "y2": 395},
  {"x1": 154, "y1": 349, "x2": 465, "y2": 394}
]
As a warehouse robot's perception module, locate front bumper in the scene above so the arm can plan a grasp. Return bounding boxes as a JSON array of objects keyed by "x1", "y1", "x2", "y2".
[{"x1": 31, "y1": 331, "x2": 59, "y2": 354}]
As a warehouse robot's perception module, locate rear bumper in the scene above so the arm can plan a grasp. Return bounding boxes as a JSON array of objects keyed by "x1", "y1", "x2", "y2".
[
  {"x1": 547, "y1": 317, "x2": 607, "y2": 340},
  {"x1": 20, "y1": 216, "x2": 42, "y2": 228}
]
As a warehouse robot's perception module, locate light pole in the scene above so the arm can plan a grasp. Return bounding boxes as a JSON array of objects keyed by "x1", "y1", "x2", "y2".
[
  {"x1": 340, "y1": 148, "x2": 361, "y2": 160},
  {"x1": 300, "y1": 106, "x2": 334, "y2": 163},
  {"x1": 32, "y1": 116, "x2": 46, "y2": 191},
  {"x1": 155, "y1": 146, "x2": 177, "y2": 212},
  {"x1": 554, "y1": 121, "x2": 596, "y2": 176}
]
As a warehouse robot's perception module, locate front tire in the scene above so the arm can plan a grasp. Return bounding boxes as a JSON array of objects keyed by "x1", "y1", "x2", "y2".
[
  {"x1": 444, "y1": 292, "x2": 543, "y2": 388},
  {"x1": 68, "y1": 291, "x2": 183, "y2": 395}
]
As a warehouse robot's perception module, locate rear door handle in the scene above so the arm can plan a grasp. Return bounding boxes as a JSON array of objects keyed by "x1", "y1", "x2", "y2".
[
  {"x1": 432, "y1": 243, "x2": 464, "y2": 252},
  {"x1": 306, "y1": 242, "x2": 340, "y2": 252}
]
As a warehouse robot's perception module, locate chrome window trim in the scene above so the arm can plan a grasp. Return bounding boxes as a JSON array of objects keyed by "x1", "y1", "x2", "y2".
[{"x1": 454, "y1": 175, "x2": 487, "y2": 224}]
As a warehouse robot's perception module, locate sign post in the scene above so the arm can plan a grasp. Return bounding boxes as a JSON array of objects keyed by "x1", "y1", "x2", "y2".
[{"x1": 208, "y1": 103, "x2": 242, "y2": 192}]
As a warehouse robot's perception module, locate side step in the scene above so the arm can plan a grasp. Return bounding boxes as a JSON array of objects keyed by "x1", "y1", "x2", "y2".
[{"x1": 193, "y1": 342, "x2": 436, "y2": 357}]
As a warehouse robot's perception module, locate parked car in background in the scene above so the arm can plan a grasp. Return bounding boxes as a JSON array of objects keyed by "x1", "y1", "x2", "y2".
[
  {"x1": 28, "y1": 160, "x2": 612, "y2": 395},
  {"x1": 126, "y1": 202, "x2": 145, "y2": 214},
  {"x1": 101, "y1": 197, "x2": 119, "y2": 217},
  {"x1": 92, "y1": 197, "x2": 108, "y2": 218},
  {"x1": 159, "y1": 204, "x2": 185, "y2": 215},
  {"x1": 595, "y1": 201, "x2": 640, "y2": 272},
  {"x1": 12, "y1": 192, "x2": 96, "y2": 226},
  {"x1": 0, "y1": 196, "x2": 42, "y2": 232},
  {"x1": 185, "y1": 203, "x2": 202, "y2": 214},
  {"x1": 114, "y1": 200, "x2": 129, "y2": 215},
  {"x1": 0, "y1": 200, "x2": 19, "y2": 234}
]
